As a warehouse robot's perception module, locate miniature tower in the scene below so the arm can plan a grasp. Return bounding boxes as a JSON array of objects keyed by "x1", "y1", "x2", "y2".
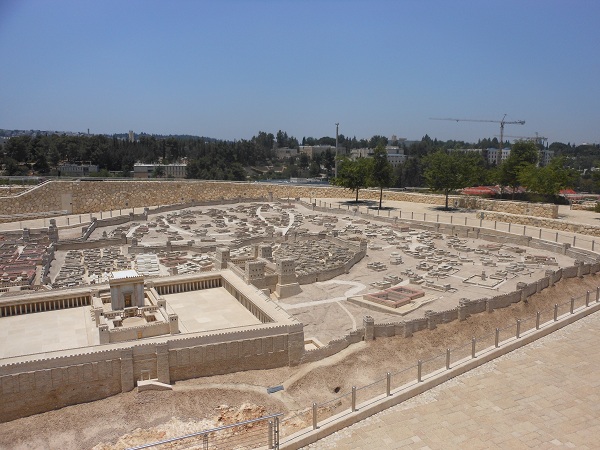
[
  {"x1": 215, "y1": 247, "x2": 230, "y2": 269},
  {"x1": 275, "y1": 258, "x2": 302, "y2": 299},
  {"x1": 245, "y1": 260, "x2": 266, "y2": 288}
]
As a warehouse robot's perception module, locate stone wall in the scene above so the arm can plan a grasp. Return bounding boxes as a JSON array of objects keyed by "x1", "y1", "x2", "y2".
[
  {"x1": 0, "y1": 180, "x2": 559, "y2": 222},
  {"x1": 300, "y1": 329, "x2": 365, "y2": 364},
  {"x1": 0, "y1": 352, "x2": 122, "y2": 422},
  {"x1": 481, "y1": 211, "x2": 600, "y2": 238},
  {"x1": 0, "y1": 323, "x2": 304, "y2": 422},
  {"x1": 301, "y1": 263, "x2": 600, "y2": 366}
]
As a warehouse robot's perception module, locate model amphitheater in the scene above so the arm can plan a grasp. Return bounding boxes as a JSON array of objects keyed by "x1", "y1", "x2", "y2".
[{"x1": 1, "y1": 180, "x2": 599, "y2": 448}]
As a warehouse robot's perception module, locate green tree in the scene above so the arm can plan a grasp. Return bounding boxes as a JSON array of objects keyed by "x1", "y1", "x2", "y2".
[
  {"x1": 369, "y1": 144, "x2": 395, "y2": 209},
  {"x1": 423, "y1": 150, "x2": 477, "y2": 210},
  {"x1": 497, "y1": 140, "x2": 538, "y2": 198},
  {"x1": 152, "y1": 165, "x2": 166, "y2": 178},
  {"x1": 309, "y1": 160, "x2": 321, "y2": 177},
  {"x1": 332, "y1": 157, "x2": 373, "y2": 202},
  {"x1": 519, "y1": 156, "x2": 577, "y2": 197},
  {"x1": 298, "y1": 153, "x2": 310, "y2": 170}
]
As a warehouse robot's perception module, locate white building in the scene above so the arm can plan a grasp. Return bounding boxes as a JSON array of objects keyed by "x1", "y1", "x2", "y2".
[
  {"x1": 133, "y1": 163, "x2": 187, "y2": 178},
  {"x1": 58, "y1": 163, "x2": 99, "y2": 177},
  {"x1": 349, "y1": 146, "x2": 406, "y2": 168}
]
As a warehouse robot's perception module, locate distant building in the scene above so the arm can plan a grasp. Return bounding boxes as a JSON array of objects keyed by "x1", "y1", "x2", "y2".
[
  {"x1": 539, "y1": 149, "x2": 554, "y2": 166},
  {"x1": 275, "y1": 147, "x2": 298, "y2": 160},
  {"x1": 128, "y1": 130, "x2": 134, "y2": 143},
  {"x1": 133, "y1": 163, "x2": 187, "y2": 178},
  {"x1": 486, "y1": 147, "x2": 554, "y2": 166},
  {"x1": 349, "y1": 146, "x2": 406, "y2": 168},
  {"x1": 57, "y1": 163, "x2": 99, "y2": 177},
  {"x1": 298, "y1": 145, "x2": 334, "y2": 159}
]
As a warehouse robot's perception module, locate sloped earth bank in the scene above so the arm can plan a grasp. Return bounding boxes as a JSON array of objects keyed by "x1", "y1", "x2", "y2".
[{"x1": 0, "y1": 275, "x2": 597, "y2": 449}]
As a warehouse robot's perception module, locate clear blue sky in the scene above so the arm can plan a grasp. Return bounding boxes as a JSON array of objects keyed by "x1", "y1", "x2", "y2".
[{"x1": 1, "y1": 0, "x2": 598, "y2": 145}]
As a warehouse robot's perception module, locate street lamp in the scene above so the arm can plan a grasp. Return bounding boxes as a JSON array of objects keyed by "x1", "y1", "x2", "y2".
[{"x1": 334, "y1": 123, "x2": 339, "y2": 178}]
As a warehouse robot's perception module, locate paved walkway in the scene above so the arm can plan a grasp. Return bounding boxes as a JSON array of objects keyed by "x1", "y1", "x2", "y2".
[{"x1": 306, "y1": 310, "x2": 600, "y2": 449}]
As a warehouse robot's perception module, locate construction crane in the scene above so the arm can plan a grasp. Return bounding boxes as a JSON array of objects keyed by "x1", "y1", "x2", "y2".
[{"x1": 430, "y1": 114, "x2": 525, "y2": 162}]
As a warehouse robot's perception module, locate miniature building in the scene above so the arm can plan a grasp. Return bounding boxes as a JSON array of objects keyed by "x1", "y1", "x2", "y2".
[
  {"x1": 109, "y1": 270, "x2": 145, "y2": 310},
  {"x1": 275, "y1": 258, "x2": 302, "y2": 299},
  {"x1": 215, "y1": 247, "x2": 230, "y2": 269}
]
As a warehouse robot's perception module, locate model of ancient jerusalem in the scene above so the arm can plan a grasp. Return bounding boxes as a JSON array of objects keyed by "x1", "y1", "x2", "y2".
[{"x1": 1, "y1": 178, "x2": 600, "y2": 449}]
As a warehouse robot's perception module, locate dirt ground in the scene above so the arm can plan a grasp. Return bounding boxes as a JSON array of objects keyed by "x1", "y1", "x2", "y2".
[{"x1": 0, "y1": 275, "x2": 597, "y2": 450}]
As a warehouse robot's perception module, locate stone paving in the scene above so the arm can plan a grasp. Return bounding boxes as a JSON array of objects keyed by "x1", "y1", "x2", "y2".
[{"x1": 306, "y1": 310, "x2": 600, "y2": 449}]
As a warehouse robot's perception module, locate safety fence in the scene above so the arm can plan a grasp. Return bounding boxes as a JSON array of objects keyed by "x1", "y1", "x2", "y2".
[{"x1": 126, "y1": 413, "x2": 282, "y2": 450}]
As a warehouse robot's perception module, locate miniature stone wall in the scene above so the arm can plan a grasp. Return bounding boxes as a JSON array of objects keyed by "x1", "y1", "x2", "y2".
[
  {"x1": 300, "y1": 262, "x2": 599, "y2": 366},
  {"x1": 300, "y1": 329, "x2": 365, "y2": 364},
  {"x1": 481, "y1": 211, "x2": 600, "y2": 237},
  {"x1": 0, "y1": 352, "x2": 122, "y2": 422}
]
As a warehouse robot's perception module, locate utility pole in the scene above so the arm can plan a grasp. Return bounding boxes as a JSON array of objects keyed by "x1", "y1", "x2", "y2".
[{"x1": 334, "y1": 123, "x2": 339, "y2": 178}]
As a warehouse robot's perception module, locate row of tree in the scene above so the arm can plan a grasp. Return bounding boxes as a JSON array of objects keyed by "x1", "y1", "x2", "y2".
[
  {"x1": 333, "y1": 141, "x2": 578, "y2": 209},
  {"x1": 1, "y1": 131, "x2": 598, "y2": 198}
]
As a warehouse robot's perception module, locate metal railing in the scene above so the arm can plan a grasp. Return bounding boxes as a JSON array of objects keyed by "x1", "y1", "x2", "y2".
[{"x1": 126, "y1": 413, "x2": 282, "y2": 450}]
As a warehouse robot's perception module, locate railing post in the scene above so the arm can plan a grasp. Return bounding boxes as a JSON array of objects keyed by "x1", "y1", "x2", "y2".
[
  {"x1": 586, "y1": 291, "x2": 590, "y2": 307},
  {"x1": 464, "y1": 217, "x2": 467, "y2": 226},
  {"x1": 539, "y1": 228, "x2": 542, "y2": 239},
  {"x1": 450, "y1": 215, "x2": 453, "y2": 224},
  {"x1": 437, "y1": 214, "x2": 439, "y2": 222},
  {"x1": 274, "y1": 417, "x2": 280, "y2": 449},
  {"x1": 597, "y1": 286, "x2": 600, "y2": 302},
  {"x1": 555, "y1": 232, "x2": 559, "y2": 242},
  {"x1": 516, "y1": 319, "x2": 521, "y2": 338},
  {"x1": 203, "y1": 434, "x2": 208, "y2": 450},
  {"x1": 351, "y1": 387, "x2": 357, "y2": 412},
  {"x1": 508, "y1": 222, "x2": 511, "y2": 233},
  {"x1": 386, "y1": 372, "x2": 391, "y2": 396},
  {"x1": 494, "y1": 221, "x2": 497, "y2": 230},
  {"x1": 536, "y1": 311, "x2": 540, "y2": 330},
  {"x1": 554, "y1": 304, "x2": 559, "y2": 321},
  {"x1": 593, "y1": 240, "x2": 595, "y2": 251},
  {"x1": 471, "y1": 337, "x2": 476, "y2": 358},
  {"x1": 570, "y1": 297, "x2": 575, "y2": 314},
  {"x1": 523, "y1": 225, "x2": 526, "y2": 236},
  {"x1": 411, "y1": 211, "x2": 414, "y2": 219},
  {"x1": 417, "y1": 360, "x2": 422, "y2": 382},
  {"x1": 495, "y1": 328, "x2": 500, "y2": 347},
  {"x1": 446, "y1": 348, "x2": 451, "y2": 369},
  {"x1": 268, "y1": 421, "x2": 274, "y2": 449}
]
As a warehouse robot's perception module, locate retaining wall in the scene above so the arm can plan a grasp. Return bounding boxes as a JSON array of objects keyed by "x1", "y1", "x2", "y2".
[{"x1": 0, "y1": 180, "x2": 558, "y2": 222}]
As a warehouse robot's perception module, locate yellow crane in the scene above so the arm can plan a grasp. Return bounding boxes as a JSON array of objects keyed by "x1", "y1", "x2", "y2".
[{"x1": 430, "y1": 114, "x2": 525, "y2": 161}]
